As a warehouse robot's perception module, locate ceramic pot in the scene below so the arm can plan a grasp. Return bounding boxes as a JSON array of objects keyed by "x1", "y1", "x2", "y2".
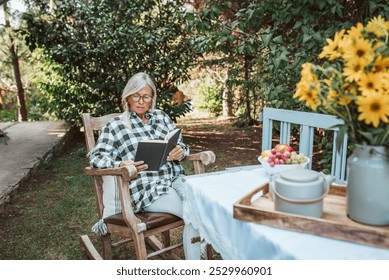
[
  {"x1": 270, "y1": 169, "x2": 335, "y2": 218},
  {"x1": 347, "y1": 144, "x2": 389, "y2": 226}
]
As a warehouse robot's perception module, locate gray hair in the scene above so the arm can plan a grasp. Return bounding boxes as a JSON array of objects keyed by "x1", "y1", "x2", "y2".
[{"x1": 121, "y1": 72, "x2": 157, "y2": 111}]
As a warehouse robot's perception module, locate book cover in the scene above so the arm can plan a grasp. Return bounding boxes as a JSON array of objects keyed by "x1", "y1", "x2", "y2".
[{"x1": 134, "y1": 128, "x2": 181, "y2": 171}]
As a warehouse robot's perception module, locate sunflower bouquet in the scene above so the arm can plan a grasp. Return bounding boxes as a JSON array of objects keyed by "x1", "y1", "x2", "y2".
[{"x1": 294, "y1": 16, "x2": 389, "y2": 147}]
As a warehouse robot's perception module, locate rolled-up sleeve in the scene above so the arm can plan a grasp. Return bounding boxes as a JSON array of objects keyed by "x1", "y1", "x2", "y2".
[{"x1": 88, "y1": 126, "x2": 122, "y2": 168}]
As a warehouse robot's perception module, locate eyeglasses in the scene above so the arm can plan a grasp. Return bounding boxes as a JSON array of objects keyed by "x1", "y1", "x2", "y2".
[{"x1": 130, "y1": 94, "x2": 153, "y2": 103}]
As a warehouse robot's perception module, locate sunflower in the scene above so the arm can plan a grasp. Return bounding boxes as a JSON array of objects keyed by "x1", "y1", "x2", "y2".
[
  {"x1": 356, "y1": 92, "x2": 389, "y2": 127},
  {"x1": 366, "y1": 16, "x2": 387, "y2": 38},
  {"x1": 347, "y1": 22, "x2": 364, "y2": 39},
  {"x1": 318, "y1": 30, "x2": 345, "y2": 60},
  {"x1": 358, "y1": 72, "x2": 383, "y2": 95},
  {"x1": 300, "y1": 63, "x2": 317, "y2": 81},
  {"x1": 342, "y1": 82, "x2": 359, "y2": 97},
  {"x1": 326, "y1": 86, "x2": 352, "y2": 106},
  {"x1": 294, "y1": 17, "x2": 389, "y2": 146},
  {"x1": 343, "y1": 37, "x2": 374, "y2": 67},
  {"x1": 294, "y1": 80, "x2": 321, "y2": 111},
  {"x1": 381, "y1": 72, "x2": 389, "y2": 94},
  {"x1": 343, "y1": 60, "x2": 365, "y2": 82},
  {"x1": 372, "y1": 54, "x2": 389, "y2": 73}
]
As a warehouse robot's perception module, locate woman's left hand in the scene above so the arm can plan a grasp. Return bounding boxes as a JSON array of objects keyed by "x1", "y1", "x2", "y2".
[
  {"x1": 167, "y1": 145, "x2": 184, "y2": 161},
  {"x1": 120, "y1": 159, "x2": 148, "y2": 172}
]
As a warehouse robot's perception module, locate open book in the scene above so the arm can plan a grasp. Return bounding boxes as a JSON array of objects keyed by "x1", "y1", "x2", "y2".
[{"x1": 134, "y1": 128, "x2": 182, "y2": 171}]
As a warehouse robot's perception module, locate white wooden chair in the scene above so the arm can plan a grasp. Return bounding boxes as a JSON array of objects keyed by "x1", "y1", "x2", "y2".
[{"x1": 260, "y1": 108, "x2": 348, "y2": 184}]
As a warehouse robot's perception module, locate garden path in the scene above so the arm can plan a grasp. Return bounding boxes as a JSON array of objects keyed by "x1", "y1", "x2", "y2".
[{"x1": 0, "y1": 121, "x2": 71, "y2": 206}]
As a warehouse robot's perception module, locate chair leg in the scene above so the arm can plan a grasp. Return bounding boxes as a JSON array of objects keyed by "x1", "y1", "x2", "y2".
[
  {"x1": 206, "y1": 244, "x2": 213, "y2": 260},
  {"x1": 161, "y1": 230, "x2": 172, "y2": 259},
  {"x1": 161, "y1": 231, "x2": 171, "y2": 247},
  {"x1": 80, "y1": 235, "x2": 103, "y2": 260},
  {"x1": 146, "y1": 235, "x2": 182, "y2": 260},
  {"x1": 133, "y1": 233, "x2": 148, "y2": 260},
  {"x1": 101, "y1": 234, "x2": 113, "y2": 260}
]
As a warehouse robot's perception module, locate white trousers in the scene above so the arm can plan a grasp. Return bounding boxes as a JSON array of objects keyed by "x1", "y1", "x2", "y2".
[{"x1": 143, "y1": 176, "x2": 201, "y2": 260}]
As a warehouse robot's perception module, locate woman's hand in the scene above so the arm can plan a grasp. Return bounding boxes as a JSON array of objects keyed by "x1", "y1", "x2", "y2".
[
  {"x1": 167, "y1": 145, "x2": 184, "y2": 161},
  {"x1": 120, "y1": 159, "x2": 148, "y2": 172}
]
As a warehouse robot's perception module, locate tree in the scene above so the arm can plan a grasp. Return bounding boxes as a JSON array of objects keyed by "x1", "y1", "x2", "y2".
[
  {"x1": 185, "y1": 0, "x2": 270, "y2": 125},
  {"x1": 22, "y1": 0, "x2": 196, "y2": 125},
  {"x1": 185, "y1": 0, "x2": 388, "y2": 124},
  {"x1": 1, "y1": 1, "x2": 28, "y2": 121}
]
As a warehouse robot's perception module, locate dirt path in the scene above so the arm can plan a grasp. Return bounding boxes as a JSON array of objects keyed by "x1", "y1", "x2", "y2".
[{"x1": 178, "y1": 117, "x2": 262, "y2": 170}]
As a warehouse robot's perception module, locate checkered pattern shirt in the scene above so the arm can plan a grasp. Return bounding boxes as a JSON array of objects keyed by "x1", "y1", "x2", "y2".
[{"x1": 88, "y1": 110, "x2": 189, "y2": 212}]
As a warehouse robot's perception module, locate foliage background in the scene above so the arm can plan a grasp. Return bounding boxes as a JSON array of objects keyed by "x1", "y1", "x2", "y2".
[
  {"x1": 19, "y1": 0, "x2": 195, "y2": 125},
  {"x1": 1, "y1": 0, "x2": 388, "y2": 125}
]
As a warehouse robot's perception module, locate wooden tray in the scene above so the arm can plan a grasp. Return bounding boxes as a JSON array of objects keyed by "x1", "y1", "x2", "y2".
[{"x1": 233, "y1": 182, "x2": 389, "y2": 249}]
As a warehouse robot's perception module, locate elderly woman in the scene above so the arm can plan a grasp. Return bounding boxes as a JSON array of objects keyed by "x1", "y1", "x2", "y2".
[{"x1": 88, "y1": 72, "x2": 201, "y2": 259}]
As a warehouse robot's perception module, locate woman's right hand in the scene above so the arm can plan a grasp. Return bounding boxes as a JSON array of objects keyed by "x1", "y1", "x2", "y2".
[{"x1": 120, "y1": 159, "x2": 148, "y2": 172}]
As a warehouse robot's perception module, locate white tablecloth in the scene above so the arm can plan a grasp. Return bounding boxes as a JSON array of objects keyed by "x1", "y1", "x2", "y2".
[{"x1": 184, "y1": 166, "x2": 389, "y2": 260}]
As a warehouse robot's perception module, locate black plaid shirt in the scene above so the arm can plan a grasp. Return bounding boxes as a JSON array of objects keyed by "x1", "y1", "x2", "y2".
[{"x1": 88, "y1": 110, "x2": 189, "y2": 212}]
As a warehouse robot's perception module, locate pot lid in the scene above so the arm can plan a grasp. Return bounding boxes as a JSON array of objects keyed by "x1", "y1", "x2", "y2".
[{"x1": 279, "y1": 169, "x2": 319, "y2": 183}]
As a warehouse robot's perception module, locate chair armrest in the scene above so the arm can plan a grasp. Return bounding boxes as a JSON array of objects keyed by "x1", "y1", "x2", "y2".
[
  {"x1": 84, "y1": 165, "x2": 141, "y2": 229},
  {"x1": 184, "y1": 151, "x2": 216, "y2": 166},
  {"x1": 84, "y1": 165, "x2": 138, "y2": 181}
]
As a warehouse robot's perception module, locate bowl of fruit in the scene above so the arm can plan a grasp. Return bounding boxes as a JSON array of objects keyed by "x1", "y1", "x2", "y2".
[{"x1": 258, "y1": 144, "x2": 310, "y2": 175}]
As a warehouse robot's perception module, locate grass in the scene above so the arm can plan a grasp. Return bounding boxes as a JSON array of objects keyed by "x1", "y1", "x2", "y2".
[
  {"x1": 0, "y1": 116, "x2": 261, "y2": 260},
  {"x1": 0, "y1": 143, "x2": 96, "y2": 259}
]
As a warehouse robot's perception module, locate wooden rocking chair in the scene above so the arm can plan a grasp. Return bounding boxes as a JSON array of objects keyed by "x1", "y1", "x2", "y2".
[{"x1": 80, "y1": 113, "x2": 216, "y2": 260}]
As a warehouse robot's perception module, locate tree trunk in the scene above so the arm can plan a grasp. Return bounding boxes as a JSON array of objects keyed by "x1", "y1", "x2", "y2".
[
  {"x1": 4, "y1": 1, "x2": 28, "y2": 121},
  {"x1": 222, "y1": 69, "x2": 233, "y2": 116},
  {"x1": 9, "y1": 43, "x2": 28, "y2": 121},
  {"x1": 243, "y1": 55, "x2": 253, "y2": 125}
]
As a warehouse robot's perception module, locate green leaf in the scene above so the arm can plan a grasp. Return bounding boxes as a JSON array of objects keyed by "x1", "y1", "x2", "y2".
[
  {"x1": 211, "y1": 6, "x2": 222, "y2": 15},
  {"x1": 261, "y1": 33, "x2": 273, "y2": 46},
  {"x1": 292, "y1": 21, "x2": 303, "y2": 30},
  {"x1": 231, "y1": 20, "x2": 240, "y2": 29},
  {"x1": 303, "y1": 34, "x2": 312, "y2": 44},
  {"x1": 273, "y1": 35, "x2": 283, "y2": 44},
  {"x1": 312, "y1": 32, "x2": 322, "y2": 41},
  {"x1": 273, "y1": 57, "x2": 281, "y2": 70},
  {"x1": 279, "y1": 52, "x2": 288, "y2": 62},
  {"x1": 318, "y1": 1, "x2": 326, "y2": 10}
]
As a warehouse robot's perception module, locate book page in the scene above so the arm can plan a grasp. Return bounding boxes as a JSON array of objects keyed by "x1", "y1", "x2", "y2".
[
  {"x1": 165, "y1": 128, "x2": 181, "y2": 155},
  {"x1": 139, "y1": 139, "x2": 166, "y2": 143},
  {"x1": 164, "y1": 128, "x2": 181, "y2": 141}
]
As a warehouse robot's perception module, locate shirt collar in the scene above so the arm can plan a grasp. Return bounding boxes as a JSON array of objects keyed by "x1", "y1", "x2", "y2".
[{"x1": 129, "y1": 111, "x2": 154, "y2": 122}]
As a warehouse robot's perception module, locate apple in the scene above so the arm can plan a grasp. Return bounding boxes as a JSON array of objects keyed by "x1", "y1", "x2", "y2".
[
  {"x1": 274, "y1": 144, "x2": 295, "y2": 153},
  {"x1": 261, "y1": 150, "x2": 272, "y2": 158}
]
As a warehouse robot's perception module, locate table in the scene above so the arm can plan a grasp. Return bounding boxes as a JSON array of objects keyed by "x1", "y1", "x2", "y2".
[{"x1": 183, "y1": 166, "x2": 389, "y2": 259}]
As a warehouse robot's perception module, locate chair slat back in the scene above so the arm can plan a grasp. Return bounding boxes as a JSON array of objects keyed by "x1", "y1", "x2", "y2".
[
  {"x1": 82, "y1": 113, "x2": 121, "y2": 152},
  {"x1": 82, "y1": 112, "x2": 122, "y2": 219},
  {"x1": 260, "y1": 108, "x2": 348, "y2": 183}
]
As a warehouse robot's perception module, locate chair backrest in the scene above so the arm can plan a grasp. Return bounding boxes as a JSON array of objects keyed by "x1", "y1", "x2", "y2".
[
  {"x1": 82, "y1": 112, "x2": 121, "y2": 218},
  {"x1": 260, "y1": 108, "x2": 348, "y2": 183},
  {"x1": 82, "y1": 113, "x2": 121, "y2": 152}
]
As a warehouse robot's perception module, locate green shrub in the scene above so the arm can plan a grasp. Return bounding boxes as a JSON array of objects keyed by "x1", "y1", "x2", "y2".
[
  {"x1": 0, "y1": 109, "x2": 17, "y2": 122},
  {"x1": 198, "y1": 78, "x2": 223, "y2": 116}
]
